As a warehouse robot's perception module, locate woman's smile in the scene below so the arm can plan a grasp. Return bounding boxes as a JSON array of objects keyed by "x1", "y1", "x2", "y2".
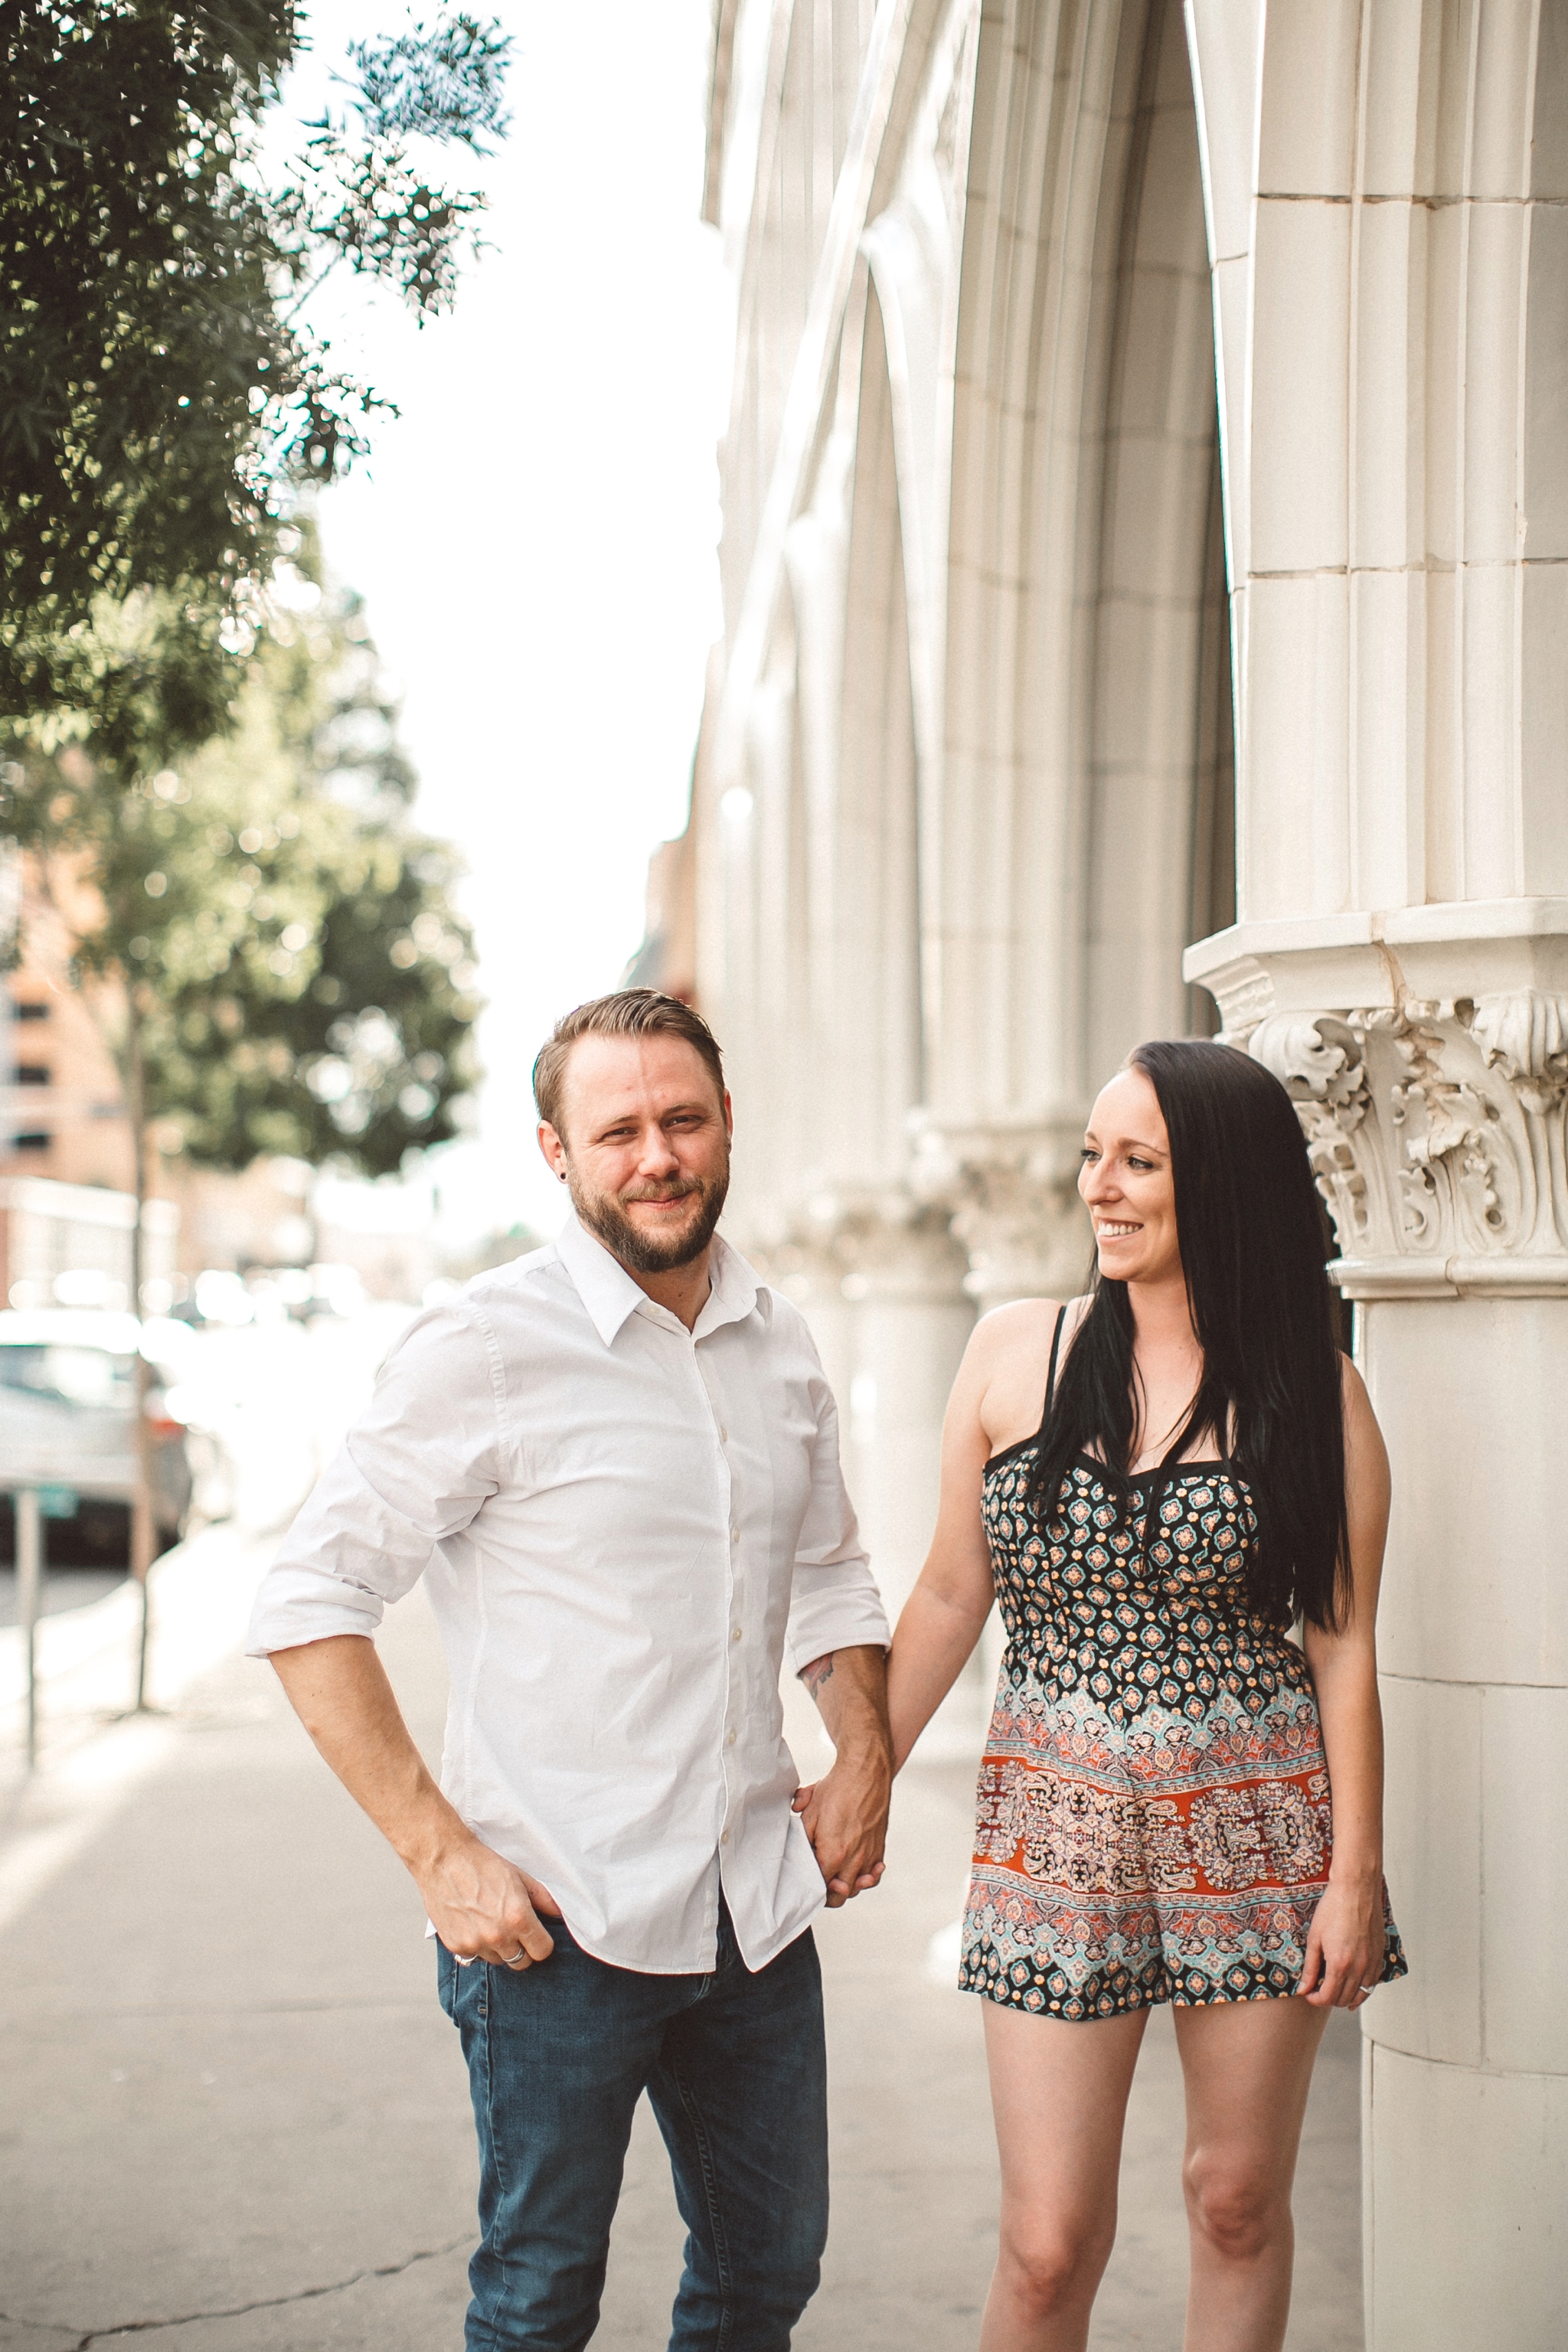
[{"x1": 1078, "y1": 1070, "x2": 1184, "y2": 1285}]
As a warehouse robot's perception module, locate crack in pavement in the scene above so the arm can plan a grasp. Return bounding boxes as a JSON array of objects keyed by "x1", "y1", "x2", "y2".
[{"x1": 0, "y1": 2235, "x2": 471, "y2": 2347}]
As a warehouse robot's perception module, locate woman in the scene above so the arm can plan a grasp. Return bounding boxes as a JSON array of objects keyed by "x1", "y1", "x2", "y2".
[{"x1": 887, "y1": 1040, "x2": 1406, "y2": 2352}]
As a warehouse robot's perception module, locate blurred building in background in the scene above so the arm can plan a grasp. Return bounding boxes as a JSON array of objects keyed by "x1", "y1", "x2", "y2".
[
  {"x1": 0, "y1": 864, "x2": 135, "y2": 1196},
  {"x1": 0, "y1": 1177, "x2": 178, "y2": 1317},
  {"x1": 0, "y1": 868, "x2": 433, "y2": 1306},
  {"x1": 0, "y1": 939, "x2": 300, "y2": 1301},
  {"x1": 662, "y1": 2, "x2": 1568, "y2": 2344}
]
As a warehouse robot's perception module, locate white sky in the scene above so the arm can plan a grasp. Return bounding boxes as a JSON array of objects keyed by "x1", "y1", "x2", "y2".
[{"x1": 274, "y1": 0, "x2": 728, "y2": 1244}]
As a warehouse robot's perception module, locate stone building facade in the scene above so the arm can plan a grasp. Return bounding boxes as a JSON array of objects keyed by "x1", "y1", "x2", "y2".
[{"x1": 676, "y1": 0, "x2": 1568, "y2": 2341}]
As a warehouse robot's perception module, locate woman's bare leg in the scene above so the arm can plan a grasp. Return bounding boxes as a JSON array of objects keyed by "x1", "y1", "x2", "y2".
[
  {"x1": 1172, "y1": 1997, "x2": 1330, "y2": 2352},
  {"x1": 978, "y1": 2002, "x2": 1149, "y2": 2352}
]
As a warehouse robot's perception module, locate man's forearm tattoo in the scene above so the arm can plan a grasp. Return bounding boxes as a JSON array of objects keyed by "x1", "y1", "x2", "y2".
[{"x1": 802, "y1": 1651, "x2": 835, "y2": 1698}]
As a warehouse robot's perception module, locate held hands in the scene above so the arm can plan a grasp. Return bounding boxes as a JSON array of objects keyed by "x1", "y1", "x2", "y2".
[
  {"x1": 419, "y1": 1830, "x2": 562, "y2": 1971},
  {"x1": 791, "y1": 1756, "x2": 891, "y2": 1908},
  {"x1": 793, "y1": 1643, "x2": 895, "y2": 1906},
  {"x1": 1297, "y1": 1875, "x2": 1387, "y2": 2009}
]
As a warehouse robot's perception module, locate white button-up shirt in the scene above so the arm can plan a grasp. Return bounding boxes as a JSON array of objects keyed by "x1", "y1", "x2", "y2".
[{"x1": 245, "y1": 1220, "x2": 889, "y2": 1973}]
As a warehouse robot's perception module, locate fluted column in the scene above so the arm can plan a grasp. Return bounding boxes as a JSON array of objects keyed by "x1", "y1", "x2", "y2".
[
  {"x1": 1184, "y1": 2, "x2": 1568, "y2": 2340},
  {"x1": 751, "y1": 1196, "x2": 972, "y2": 1625},
  {"x1": 697, "y1": 5, "x2": 984, "y2": 1699}
]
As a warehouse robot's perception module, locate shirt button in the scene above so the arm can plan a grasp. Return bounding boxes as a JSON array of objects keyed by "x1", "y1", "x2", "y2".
[
  {"x1": 726, "y1": 1727, "x2": 737, "y2": 1746},
  {"x1": 720, "y1": 1426, "x2": 728, "y2": 1442},
  {"x1": 720, "y1": 1828, "x2": 730, "y2": 1844},
  {"x1": 731, "y1": 1625, "x2": 743, "y2": 1642},
  {"x1": 730, "y1": 1527, "x2": 739, "y2": 1544}
]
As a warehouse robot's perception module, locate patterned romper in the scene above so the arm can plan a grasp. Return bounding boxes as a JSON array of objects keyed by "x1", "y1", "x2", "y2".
[{"x1": 959, "y1": 1313, "x2": 1409, "y2": 2018}]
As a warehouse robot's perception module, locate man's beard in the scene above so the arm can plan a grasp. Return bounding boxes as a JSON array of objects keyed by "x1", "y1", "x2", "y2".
[{"x1": 567, "y1": 1161, "x2": 730, "y2": 1275}]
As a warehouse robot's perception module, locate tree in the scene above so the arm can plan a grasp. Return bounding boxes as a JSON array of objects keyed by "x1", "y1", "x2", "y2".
[
  {"x1": 15, "y1": 555, "x2": 481, "y2": 1181},
  {"x1": 2, "y1": 2, "x2": 511, "y2": 725},
  {"x1": 6, "y1": 550, "x2": 479, "y2": 1698}
]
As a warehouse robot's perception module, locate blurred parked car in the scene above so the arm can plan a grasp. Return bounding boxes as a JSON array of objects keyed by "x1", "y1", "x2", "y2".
[{"x1": 0, "y1": 1310, "x2": 194, "y2": 1569}]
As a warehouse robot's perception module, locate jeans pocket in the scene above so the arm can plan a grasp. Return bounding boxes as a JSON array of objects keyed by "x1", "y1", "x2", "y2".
[{"x1": 436, "y1": 1939, "x2": 459, "y2": 2024}]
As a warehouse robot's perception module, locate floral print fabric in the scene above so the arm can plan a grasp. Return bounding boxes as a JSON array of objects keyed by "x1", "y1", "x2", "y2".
[{"x1": 959, "y1": 1445, "x2": 1408, "y2": 2018}]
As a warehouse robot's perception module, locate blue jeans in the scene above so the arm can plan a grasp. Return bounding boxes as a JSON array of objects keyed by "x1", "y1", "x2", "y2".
[{"x1": 437, "y1": 1901, "x2": 828, "y2": 2351}]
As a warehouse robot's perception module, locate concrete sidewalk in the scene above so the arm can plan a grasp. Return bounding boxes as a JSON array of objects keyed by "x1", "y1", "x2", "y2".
[{"x1": 0, "y1": 1569, "x2": 1363, "y2": 2350}]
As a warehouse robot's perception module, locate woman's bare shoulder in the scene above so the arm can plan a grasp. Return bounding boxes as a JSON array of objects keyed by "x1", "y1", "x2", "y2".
[
  {"x1": 962, "y1": 1293, "x2": 1093, "y2": 1391},
  {"x1": 963, "y1": 1297, "x2": 1086, "y2": 1455},
  {"x1": 968, "y1": 1295, "x2": 1065, "y2": 1363}
]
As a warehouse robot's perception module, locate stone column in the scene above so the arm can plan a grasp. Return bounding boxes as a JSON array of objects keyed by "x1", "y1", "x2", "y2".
[
  {"x1": 1193, "y1": 951, "x2": 1568, "y2": 2347},
  {"x1": 751, "y1": 1194, "x2": 973, "y2": 1628},
  {"x1": 910, "y1": 1111, "x2": 1094, "y2": 1312},
  {"x1": 909, "y1": 1112, "x2": 1096, "y2": 1717},
  {"x1": 1184, "y1": 1, "x2": 1568, "y2": 2339}
]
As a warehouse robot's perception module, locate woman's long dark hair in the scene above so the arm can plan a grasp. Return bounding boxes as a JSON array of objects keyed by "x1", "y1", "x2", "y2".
[{"x1": 1025, "y1": 1038, "x2": 1351, "y2": 1630}]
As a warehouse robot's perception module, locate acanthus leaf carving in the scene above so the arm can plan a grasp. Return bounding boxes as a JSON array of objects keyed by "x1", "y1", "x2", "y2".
[
  {"x1": 1250, "y1": 991, "x2": 1568, "y2": 1282},
  {"x1": 1249, "y1": 1014, "x2": 1374, "y2": 1250},
  {"x1": 1250, "y1": 1014, "x2": 1365, "y2": 1111},
  {"x1": 1470, "y1": 988, "x2": 1568, "y2": 1112}
]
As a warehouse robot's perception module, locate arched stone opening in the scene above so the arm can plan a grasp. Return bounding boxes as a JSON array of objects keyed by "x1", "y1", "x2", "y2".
[
  {"x1": 1084, "y1": 0, "x2": 1234, "y2": 1068},
  {"x1": 731, "y1": 263, "x2": 974, "y2": 1625},
  {"x1": 922, "y1": 0, "x2": 1234, "y2": 1302},
  {"x1": 792, "y1": 271, "x2": 923, "y2": 1206}
]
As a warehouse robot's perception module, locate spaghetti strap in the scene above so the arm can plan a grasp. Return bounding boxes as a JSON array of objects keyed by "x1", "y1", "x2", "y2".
[{"x1": 1032, "y1": 1304, "x2": 1067, "y2": 1443}]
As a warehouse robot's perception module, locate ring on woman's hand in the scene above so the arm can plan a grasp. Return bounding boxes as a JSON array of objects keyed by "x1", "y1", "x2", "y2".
[
  {"x1": 505, "y1": 1947, "x2": 531, "y2": 1968},
  {"x1": 1358, "y1": 1983, "x2": 1376, "y2": 1992}
]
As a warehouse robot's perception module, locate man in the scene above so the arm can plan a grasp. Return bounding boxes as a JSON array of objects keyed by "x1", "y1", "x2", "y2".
[{"x1": 246, "y1": 988, "x2": 893, "y2": 2352}]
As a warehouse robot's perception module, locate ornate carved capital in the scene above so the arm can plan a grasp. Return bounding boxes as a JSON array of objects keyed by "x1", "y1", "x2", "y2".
[
  {"x1": 1250, "y1": 990, "x2": 1568, "y2": 1297},
  {"x1": 909, "y1": 1110, "x2": 1093, "y2": 1308}
]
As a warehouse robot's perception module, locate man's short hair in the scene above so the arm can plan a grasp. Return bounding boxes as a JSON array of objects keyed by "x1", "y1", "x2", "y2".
[{"x1": 533, "y1": 990, "x2": 727, "y2": 1136}]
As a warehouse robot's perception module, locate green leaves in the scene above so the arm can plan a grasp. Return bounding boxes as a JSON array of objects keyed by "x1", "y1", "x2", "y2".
[
  {"x1": 10, "y1": 546, "x2": 480, "y2": 1179},
  {"x1": 1, "y1": 2, "x2": 511, "y2": 720},
  {"x1": 2, "y1": 3, "x2": 296, "y2": 675},
  {"x1": 2, "y1": 587, "x2": 245, "y2": 777},
  {"x1": 141, "y1": 802, "x2": 481, "y2": 1175},
  {"x1": 2, "y1": 9, "x2": 499, "y2": 1173},
  {"x1": 346, "y1": 14, "x2": 513, "y2": 152},
  {"x1": 275, "y1": 125, "x2": 489, "y2": 314}
]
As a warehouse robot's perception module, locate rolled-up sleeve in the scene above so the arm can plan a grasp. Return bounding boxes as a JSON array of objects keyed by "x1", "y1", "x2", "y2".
[
  {"x1": 245, "y1": 1302, "x2": 508, "y2": 1657},
  {"x1": 783, "y1": 1370, "x2": 891, "y2": 1674}
]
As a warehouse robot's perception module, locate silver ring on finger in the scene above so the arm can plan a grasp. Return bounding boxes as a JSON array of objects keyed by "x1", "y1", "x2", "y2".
[
  {"x1": 1358, "y1": 1983, "x2": 1376, "y2": 1993},
  {"x1": 505, "y1": 1947, "x2": 531, "y2": 1969}
]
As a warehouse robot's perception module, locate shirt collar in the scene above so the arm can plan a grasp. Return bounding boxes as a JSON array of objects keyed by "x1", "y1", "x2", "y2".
[
  {"x1": 554, "y1": 1217, "x2": 760, "y2": 1347},
  {"x1": 695, "y1": 1231, "x2": 760, "y2": 1338}
]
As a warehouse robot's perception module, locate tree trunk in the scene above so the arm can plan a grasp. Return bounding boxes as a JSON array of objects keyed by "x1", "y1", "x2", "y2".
[{"x1": 126, "y1": 995, "x2": 157, "y2": 1710}]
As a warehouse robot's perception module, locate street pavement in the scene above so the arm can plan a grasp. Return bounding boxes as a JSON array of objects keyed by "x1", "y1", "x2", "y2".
[{"x1": 0, "y1": 1540, "x2": 1364, "y2": 2350}]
